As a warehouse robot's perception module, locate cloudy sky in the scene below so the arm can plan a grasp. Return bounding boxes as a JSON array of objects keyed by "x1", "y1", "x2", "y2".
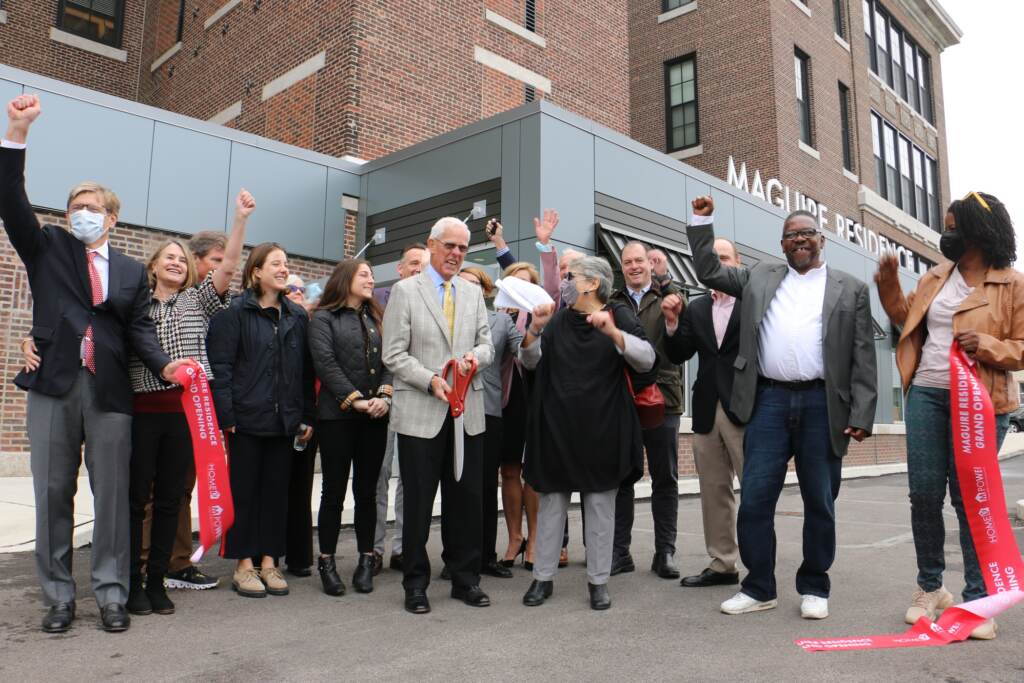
[{"x1": 939, "y1": 1, "x2": 1023, "y2": 261}]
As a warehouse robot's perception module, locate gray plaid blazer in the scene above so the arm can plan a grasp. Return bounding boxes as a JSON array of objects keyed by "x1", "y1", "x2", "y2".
[{"x1": 382, "y1": 271, "x2": 494, "y2": 438}]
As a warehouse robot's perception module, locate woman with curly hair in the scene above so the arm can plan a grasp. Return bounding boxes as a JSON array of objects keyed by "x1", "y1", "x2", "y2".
[{"x1": 876, "y1": 191, "x2": 1023, "y2": 640}]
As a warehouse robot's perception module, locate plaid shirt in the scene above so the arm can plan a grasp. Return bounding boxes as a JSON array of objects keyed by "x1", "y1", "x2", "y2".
[{"x1": 129, "y1": 272, "x2": 230, "y2": 393}]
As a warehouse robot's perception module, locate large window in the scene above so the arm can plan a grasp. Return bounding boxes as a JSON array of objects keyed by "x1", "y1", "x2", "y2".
[
  {"x1": 665, "y1": 55, "x2": 699, "y2": 151},
  {"x1": 871, "y1": 110, "x2": 941, "y2": 231},
  {"x1": 863, "y1": 0, "x2": 933, "y2": 123},
  {"x1": 834, "y1": 0, "x2": 847, "y2": 39},
  {"x1": 839, "y1": 82, "x2": 854, "y2": 172},
  {"x1": 57, "y1": 0, "x2": 124, "y2": 48},
  {"x1": 795, "y1": 49, "x2": 813, "y2": 146},
  {"x1": 664, "y1": 0, "x2": 696, "y2": 10}
]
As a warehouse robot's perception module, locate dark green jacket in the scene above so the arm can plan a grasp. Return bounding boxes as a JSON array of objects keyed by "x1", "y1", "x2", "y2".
[{"x1": 610, "y1": 282, "x2": 683, "y2": 415}]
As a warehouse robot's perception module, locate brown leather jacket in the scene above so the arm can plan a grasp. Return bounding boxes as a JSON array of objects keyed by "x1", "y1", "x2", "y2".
[{"x1": 879, "y1": 261, "x2": 1024, "y2": 414}]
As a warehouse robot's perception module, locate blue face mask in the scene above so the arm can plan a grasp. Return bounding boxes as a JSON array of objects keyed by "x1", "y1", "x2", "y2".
[{"x1": 69, "y1": 209, "x2": 106, "y2": 245}]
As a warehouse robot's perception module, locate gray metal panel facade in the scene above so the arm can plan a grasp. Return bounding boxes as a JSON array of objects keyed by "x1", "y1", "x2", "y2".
[{"x1": 147, "y1": 123, "x2": 232, "y2": 235}]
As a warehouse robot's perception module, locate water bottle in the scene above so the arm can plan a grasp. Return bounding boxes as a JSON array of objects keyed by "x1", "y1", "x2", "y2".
[{"x1": 293, "y1": 424, "x2": 309, "y2": 452}]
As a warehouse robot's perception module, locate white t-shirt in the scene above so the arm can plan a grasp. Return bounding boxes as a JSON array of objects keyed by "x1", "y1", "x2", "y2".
[{"x1": 912, "y1": 267, "x2": 974, "y2": 389}]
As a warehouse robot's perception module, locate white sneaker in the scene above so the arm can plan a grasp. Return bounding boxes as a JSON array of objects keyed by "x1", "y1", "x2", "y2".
[
  {"x1": 720, "y1": 591, "x2": 778, "y2": 615},
  {"x1": 800, "y1": 594, "x2": 829, "y2": 619}
]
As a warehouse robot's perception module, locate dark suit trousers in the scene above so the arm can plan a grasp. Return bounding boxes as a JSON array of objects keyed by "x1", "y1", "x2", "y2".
[
  {"x1": 398, "y1": 415, "x2": 483, "y2": 591},
  {"x1": 614, "y1": 414, "x2": 680, "y2": 557},
  {"x1": 738, "y1": 385, "x2": 841, "y2": 601},
  {"x1": 482, "y1": 415, "x2": 502, "y2": 563}
]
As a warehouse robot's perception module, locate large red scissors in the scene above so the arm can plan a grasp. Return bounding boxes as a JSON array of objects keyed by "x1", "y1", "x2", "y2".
[{"x1": 441, "y1": 357, "x2": 478, "y2": 481}]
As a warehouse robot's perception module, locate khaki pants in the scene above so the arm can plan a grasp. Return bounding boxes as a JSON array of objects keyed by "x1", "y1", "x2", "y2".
[{"x1": 691, "y1": 402, "x2": 744, "y2": 574}]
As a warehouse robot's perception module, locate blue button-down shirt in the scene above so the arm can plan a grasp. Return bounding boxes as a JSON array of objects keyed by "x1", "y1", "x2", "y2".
[{"x1": 425, "y1": 262, "x2": 454, "y2": 307}]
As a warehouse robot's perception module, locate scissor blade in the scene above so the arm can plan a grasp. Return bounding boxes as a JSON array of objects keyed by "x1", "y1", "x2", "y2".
[{"x1": 453, "y1": 415, "x2": 465, "y2": 482}]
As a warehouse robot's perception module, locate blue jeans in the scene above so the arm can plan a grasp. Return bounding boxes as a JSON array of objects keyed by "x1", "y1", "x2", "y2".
[
  {"x1": 905, "y1": 385, "x2": 1008, "y2": 602},
  {"x1": 738, "y1": 384, "x2": 841, "y2": 601}
]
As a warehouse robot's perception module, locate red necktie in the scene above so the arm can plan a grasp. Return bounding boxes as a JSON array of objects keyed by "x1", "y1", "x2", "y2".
[{"x1": 83, "y1": 251, "x2": 103, "y2": 374}]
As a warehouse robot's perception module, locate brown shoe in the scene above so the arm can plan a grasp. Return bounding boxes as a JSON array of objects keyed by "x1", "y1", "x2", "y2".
[
  {"x1": 904, "y1": 586, "x2": 953, "y2": 624},
  {"x1": 232, "y1": 568, "x2": 266, "y2": 598},
  {"x1": 259, "y1": 566, "x2": 289, "y2": 596},
  {"x1": 969, "y1": 618, "x2": 998, "y2": 640}
]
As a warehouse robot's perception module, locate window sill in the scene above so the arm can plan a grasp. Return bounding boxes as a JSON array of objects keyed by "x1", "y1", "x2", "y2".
[
  {"x1": 658, "y1": 2, "x2": 698, "y2": 23},
  {"x1": 798, "y1": 140, "x2": 820, "y2": 160},
  {"x1": 150, "y1": 42, "x2": 181, "y2": 73},
  {"x1": 790, "y1": 0, "x2": 812, "y2": 18},
  {"x1": 868, "y1": 71, "x2": 937, "y2": 135},
  {"x1": 208, "y1": 100, "x2": 242, "y2": 125},
  {"x1": 484, "y1": 10, "x2": 546, "y2": 48},
  {"x1": 669, "y1": 144, "x2": 703, "y2": 160},
  {"x1": 857, "y1": 184, "x2": 940, "y2": 248},
  {"x1": 834, "y1": 33, "x2": 850, "y2": 51},
  {"x1": 843, "y1": 168, "x2": 860, "y2": 183},
  {"x1": 204, "y1": 0, "x2": 241, "y2": 30},
  {"x1": 49, "y1": 28, "x2": 127, "y2": 62}
]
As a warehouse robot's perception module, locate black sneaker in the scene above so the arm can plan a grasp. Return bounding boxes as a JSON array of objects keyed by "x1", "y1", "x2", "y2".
[{"x1": 165, "y1": 566, "x2": 219, "y2": 590}]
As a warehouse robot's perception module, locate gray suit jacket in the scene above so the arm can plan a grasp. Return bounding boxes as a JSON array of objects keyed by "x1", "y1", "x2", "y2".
[
  {"x1": 483, "y1": 310, "x2": 524, "y2": 417},
  {"x1": 382, "y1": 271, "x2": 494, "y2": 438},
  {"x1": 687, "y1": 223, "x2": 877, "y2": 457}
]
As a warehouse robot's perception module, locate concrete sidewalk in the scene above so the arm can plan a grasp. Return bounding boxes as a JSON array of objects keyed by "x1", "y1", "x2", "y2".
[{"x1": 3, "y1": 433, "x2": 1024, "y2": 553}]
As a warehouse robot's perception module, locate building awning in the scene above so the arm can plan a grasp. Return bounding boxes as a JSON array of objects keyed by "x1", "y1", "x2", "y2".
[{"x1": 595, "y1": 222, "x2": 703, "y2": 293}]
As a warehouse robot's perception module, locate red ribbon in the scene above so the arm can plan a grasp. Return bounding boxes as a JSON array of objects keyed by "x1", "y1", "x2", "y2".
[
  {"x1": 796, "y1": 342, "x2": 1023, "y2": 652},
  {"x1": 174, "y1": 361, "x2": 234, "y2": 563}
]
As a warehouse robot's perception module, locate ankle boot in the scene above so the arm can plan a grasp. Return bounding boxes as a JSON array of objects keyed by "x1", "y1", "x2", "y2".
[
  {"x1": 318, "y1": 555, "x2": 346, "y2": 596},
  {"x1": 352, "y1": 554, "x2": 375, "y2": 594},
  {"x1": 126, "y1": 574, "x2": 152, "y2": 615},
  {"x1": 588, "y1": 582, "x2": 611, "y2": 610},
  {"x1": 145, "y1": 574, "x2": 175, "y2": 614}
]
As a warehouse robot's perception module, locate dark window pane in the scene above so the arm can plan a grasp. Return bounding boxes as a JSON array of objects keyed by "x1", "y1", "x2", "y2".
[
  {"x1": 918, "y1": 53, "x2": 933, "y2": 121},
  {"x1": 665, "y1": 55, "x2": 699, "y2": 151},
  {"x1": 839, "y1": 82, "x2": 854, "y2": 171},
  {"x1": 834, "y1": 0, "x2": 846, "y2": 38},
  {"x1": 58, "y1": 0, "x2": 122, "y2": 47},
  {"x1": 898, "y1": 136, "x2": 913, "y2": 215},
  {"x1": 664, "y1": 0, "x2": 695, "y2": 11},
  {"x1": 795, "y1": 50, "x2": 812, "y2": 146}
]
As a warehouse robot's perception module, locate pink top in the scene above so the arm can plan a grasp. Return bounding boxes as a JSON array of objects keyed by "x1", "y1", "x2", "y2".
[{"x1": 711, "y1": 290, "x2": 736, "y2": 349}]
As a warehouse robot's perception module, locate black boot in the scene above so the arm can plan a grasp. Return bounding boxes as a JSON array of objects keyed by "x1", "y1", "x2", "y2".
[
  {"x1": 522, "y1": 580, "x2": 553, "y2": 606},
  {"x1": 145, "y1": 574, "x2": 175, "y2": 615},
  {"x1": 318, "y1": 555, "x2": 346, "y2": 596},
  {"x1": 126, "y1": 575, "x2": 152, "y2": 615},
  {"x1": 588, "y1": 582, "x2": 611, "y2": 610},
  {"x1": 352, "y1": 554, "x2": 374, "y2": 594}
]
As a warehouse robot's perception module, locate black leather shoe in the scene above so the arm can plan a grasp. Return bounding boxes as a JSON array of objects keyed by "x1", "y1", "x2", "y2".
[
  {"x1": 372, "y1": 551, "x2": 383, "y2": 577},
  {"x1": 680, "y1": 567, "x2": 740, "y2": 588},
  {"x1": 100, "y1": 604, "x2": 131, "y2": 632},
  {"x1": 440, "y1": 565, "x2": 451, "y2": 581},
  {"x1": 286, "y1": 566, "x2": 312, "y2": 578},
  {"x1": 318, "y1": 555, "x2": 346, "y2": 596},
  {"x1": 41, "y1": 601, "x2": 75, "y2": 633},
  {"x1": 651, "y1": 552, "x2": 681, "y2": 579},
  {"x1": 451, "y1": 585, "x2": 490, "y2": 607},
  {"x1": 126, "y1": 575, "x2": 152, "y2": 616},
  {"x1": 145, "y1": 574, "x2": 176, "y2": 614},
  {"x1": 404, "y1": 588, "x2": 431, "y2": 614},
  {"x1": 609, "y1": 553, "x2": 635, "y2": 576},
  {"x1": 389, "y1": 553, "x2": 403, "y2": 571},
  {"x1": 522, "y1": 580, "x2": 553, "y2": 606},
  {"x1": 482, "y1": 560, "x2": 513, "y2": 579},
  {"x1": 588, "y1": 583, "x2": 611, "y2": 611},
  {"x1": 352, "y1": 554, "x2": 375, "y2": 593}
]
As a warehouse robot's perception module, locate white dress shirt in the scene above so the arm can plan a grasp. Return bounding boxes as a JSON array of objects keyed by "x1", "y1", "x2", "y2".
[
  {"x1": 758, "y1": 263, "x2": 828, "y2": 381},
  {"x1": 86, "y1": 241, "x2": 110, "y2": 302},
  {"x1": 627, "y1": 282, "x2": 651, "y2": 309}
]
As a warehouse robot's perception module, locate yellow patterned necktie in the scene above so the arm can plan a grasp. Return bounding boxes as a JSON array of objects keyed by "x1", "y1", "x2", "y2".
[{"x1": 442, "y1": 281, "x2": 455, "y2": 337}]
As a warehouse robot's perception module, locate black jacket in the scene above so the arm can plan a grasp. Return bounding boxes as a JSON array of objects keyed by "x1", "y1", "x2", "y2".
[
  {"x1": 0, "y1": 148, "x2": 169, "y2": 414},
  {"x1": 308, "y1": 305, "x2": 393, "y2": 421},
  {"x1": 207, "y1": 289, "x2": 315, "y2": 436},
  {"x1": 664, "y1": 293, "x2": 743, "y2": 434}
]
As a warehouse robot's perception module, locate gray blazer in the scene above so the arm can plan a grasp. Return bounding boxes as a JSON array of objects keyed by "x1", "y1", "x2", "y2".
[
  {"x1": 483, "y1": 310, "x2": 524, "y2": 418},
  {"x1": 687, "y1": 222, "x2": 877, "y2": 457},
  {"x1": 382, "y1": 271, "x2": 494, "y2": 438}
]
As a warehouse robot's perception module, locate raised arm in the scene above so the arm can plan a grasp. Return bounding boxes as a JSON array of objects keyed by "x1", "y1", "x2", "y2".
[
  {"x1": 874, "y1": 254, "x2": 911, "y2": 328},
  {"x1": 1, "y1": 95, "x2": 48, "y2": 266},
  {"x1": 212, "y1": 189, "x2": 255, "y2": 296},
  {"x1": 486, "y1": 218, "x2": 516, "y2": 271},
  {"x1": 686, "y1": 196, "x2": 749, "y2": 298}
]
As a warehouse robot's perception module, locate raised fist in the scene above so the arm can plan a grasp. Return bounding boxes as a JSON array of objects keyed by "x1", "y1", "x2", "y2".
[
  {"x1": 661, "y1": 293, "x2": 684, "y2": 327},
  {"x1": 692, "y1": 195, "x2": 714, "y2": 217},
  {"x1": 236, "y1": 188, "x2": 256, "y2": 218},
  {"x1": 6, "y1": 95, "x2": 41, "y2": 143}
]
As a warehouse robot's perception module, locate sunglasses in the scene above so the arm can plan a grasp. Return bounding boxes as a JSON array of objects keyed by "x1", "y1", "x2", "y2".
[
  {"x1": 286, "y1": 285, "x2": 306, "y2": 294},
  {"x1": 962, "y1": 191, "x2": 991, "y2": 213}
]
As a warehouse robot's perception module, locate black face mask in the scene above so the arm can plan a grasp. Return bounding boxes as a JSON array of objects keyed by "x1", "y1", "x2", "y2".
[{"x1": 939, "y1": 229, "x2": 965, "y2": 262}]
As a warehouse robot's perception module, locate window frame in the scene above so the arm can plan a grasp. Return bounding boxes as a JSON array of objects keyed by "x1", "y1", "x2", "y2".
[
  {"x1": 871, "y1": 109, "x2": 941, "y2": 231},
  {"x1": 834, "y1": 0, "x2": 847, "y2": 39},
  {"x1": 864, "y1": 0, "x2": 934, "y2": 123},
  {"x1": 56, "y1": 0, "x2": 125, "y2": 49},
  {"x1": 663, "y1": 0, "x2": 696, "y2": 11},
  {"x1": 839, "y1": 81, "x2": 855, "y2": 172},
  {"x1": 795, "y1": 48, "x2": 814, "y2": 147},
  {"x1": 664, "y1": 53, "x2": 700, "y2": 153},
  {"x1": 176, "y1": 0, "x2": 186, "y2": 43}
]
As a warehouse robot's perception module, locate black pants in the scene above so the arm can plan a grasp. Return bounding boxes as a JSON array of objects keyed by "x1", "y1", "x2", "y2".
[
  {"x1": 399, "y1": 416, "x2": 483, "y2": 591},
  {"x1": 130, "y1": 411, "x2": 193, "y2": 579},
  {"x1": 614, "y1": 414, "x2": 680, "y2": 557},
  {"x1": 222, "y1": 432, "x2": 292, "y2": 560},
  {"x1": 318, "y1": 419, "x2": 388, "y2": 555},
  {"x1": 285, "y1": 430, "x2": 317, "y2": 570},
  {"x1": 482, "y1": 415, "x2": 502, "y2": 563}
]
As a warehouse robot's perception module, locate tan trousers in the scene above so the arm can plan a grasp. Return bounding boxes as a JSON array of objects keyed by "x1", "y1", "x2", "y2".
[
  {"x1": 140, "y1": 462, "x2": 195, "y2": 573},
  {"x1": 691, "y1": 401, "x2": 745, "y2": 574}
]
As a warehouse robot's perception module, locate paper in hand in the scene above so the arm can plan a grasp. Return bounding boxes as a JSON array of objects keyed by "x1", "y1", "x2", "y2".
[{"x1": 494, "y1": 277, "x2": 554, "y2": 312}]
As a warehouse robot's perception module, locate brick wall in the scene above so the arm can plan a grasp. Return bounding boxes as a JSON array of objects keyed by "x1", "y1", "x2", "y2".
[
  {"x1": 0, "y1": 0, "x2": 146, "y2": 99},
  {"x1": 0, "y1": 209, "x2": 334, "y2": 474}
]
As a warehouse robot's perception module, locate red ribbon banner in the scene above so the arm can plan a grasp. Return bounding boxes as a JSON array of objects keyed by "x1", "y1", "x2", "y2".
[
  {"x1": 175, "y1": 361, "x2": 234, "y2": 563},
  {"x1": 795, "y1": 342, "x2": 1023, "y2": 652}
]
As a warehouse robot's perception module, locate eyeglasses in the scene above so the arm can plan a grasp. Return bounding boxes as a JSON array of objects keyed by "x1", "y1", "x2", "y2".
[
  {"x1": 440, "y1": 241, "x2": 469, "y2": 254},
  {"x1": 286, "y1": 285, "x2": 305, "y2": 294},
  {"x1": 782, "y1": 228, "x2": 819, "y2": 241},
  {"x1": 69, "y1": 203, "x2": 106, "y2": 214},
  {"x1": 565, "y1": 272, "x2": 575, "y2": 281}
]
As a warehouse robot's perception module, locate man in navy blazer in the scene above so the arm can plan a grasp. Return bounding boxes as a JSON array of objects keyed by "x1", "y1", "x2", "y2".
[{"x1": 1, "y1": 95, "x2": 184, "y2": 634}]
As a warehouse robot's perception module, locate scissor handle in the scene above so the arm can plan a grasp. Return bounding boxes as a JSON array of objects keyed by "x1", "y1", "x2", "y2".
[{"x1": 442, "y1": 358, "x2": 477, "y2": 417}]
